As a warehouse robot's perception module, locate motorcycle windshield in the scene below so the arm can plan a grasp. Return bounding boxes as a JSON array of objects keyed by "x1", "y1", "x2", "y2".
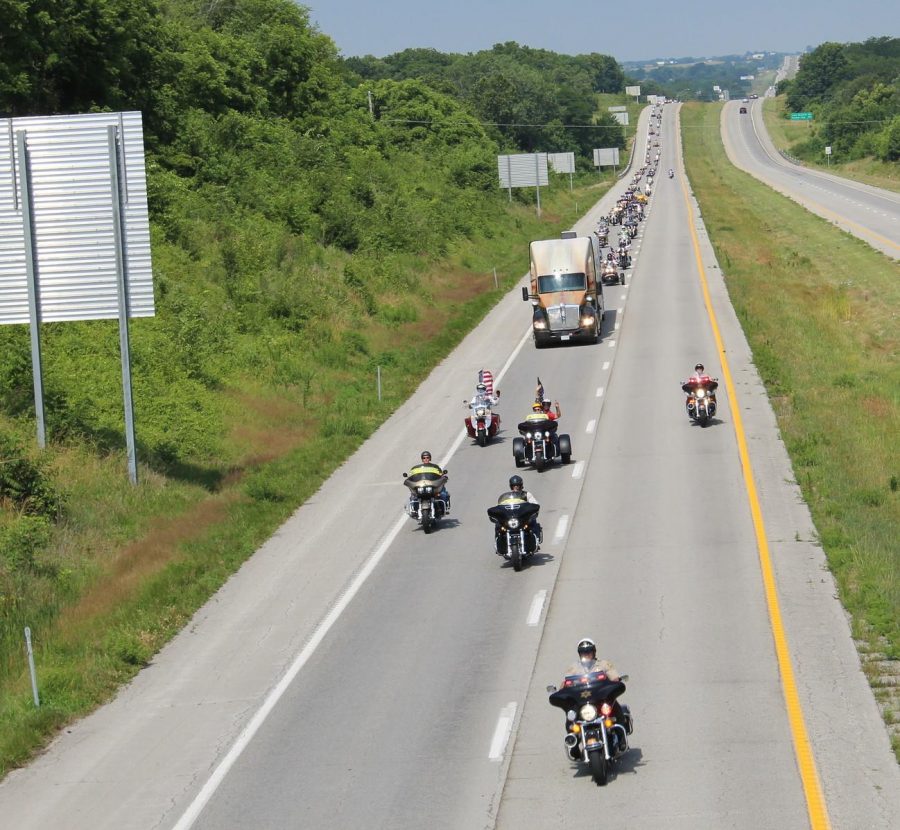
[
  {"x1": 682, "y1": 380, "x2": 718, "y2": 394},
  {"x1": 487, "y1": 498, "x2": 540, "y2": 524},
  {"x1": 404, "y1": 471, "x2": 447, "y2": 491},
  {"x1": 517, "y1": 419, "x2": 558, "y2": 434},
  {"x1": 548, "y1": 676, "x2": 627, "y2": 711}
]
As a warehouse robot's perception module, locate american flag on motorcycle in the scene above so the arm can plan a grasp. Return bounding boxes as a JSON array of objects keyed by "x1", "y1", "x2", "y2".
[
  {"x1": 535, "y1": 377, "x2": 544, "y2": 402},
  {"x1": 479, "y1": 369, "x2": 494, "y2": 397}
]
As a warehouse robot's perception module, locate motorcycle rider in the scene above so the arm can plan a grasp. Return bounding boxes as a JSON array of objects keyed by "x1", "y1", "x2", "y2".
[
  {"x1": 562, "y1": 638, "x2": 632, "y2": 759},
  {"x1": 668, "y1": 167, "x2": 674, "y2": 178},
  {"x1": 684, "y1": 363, "x2": 716, "y2": 415},
  {"x1": 494, "y1": 475, "x2": 542, "y2": 547},
  {"x1": 470, "y1": 381, "x2": 499, "y2": 409},
  {"x1": 407, "y1": 451, "x2": 450, "y2": 512}
]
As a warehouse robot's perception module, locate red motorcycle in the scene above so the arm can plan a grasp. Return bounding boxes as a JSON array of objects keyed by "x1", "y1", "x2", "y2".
[{"x1": 464, "y1": 399, "x2": 500, "y2": 447}]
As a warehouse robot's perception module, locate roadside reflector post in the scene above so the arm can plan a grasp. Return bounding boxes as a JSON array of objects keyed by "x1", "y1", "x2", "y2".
[
  {"x1": 377, "y1": 365, "x2": 382, "y2": 402},
  {"x1": 493, "y1": 267, "x2": 498, "y2": 289},
  {"x1": 24, "y1": 627, "x2": 40, "y2": 707}
]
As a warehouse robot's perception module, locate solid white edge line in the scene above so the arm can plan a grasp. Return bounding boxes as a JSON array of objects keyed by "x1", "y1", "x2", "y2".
[
  {"x1": 488, "y1": 702, "x2": 518, "y2": 761},
  {"x1": 526, "y1": 590, "x2": 547, "y2": 626},
  {"x1": 554, "y1": 514, "x2": 569, "y2": 542},
  {"x1": 571, "y1": 460, "x2": 585, "y2": 479},
  {"x1": 586, "y1": 419, "x2": 596, "y2": 434},
  {"x1": 172, "y1": 324, "x2": 535, "y2": 830}
]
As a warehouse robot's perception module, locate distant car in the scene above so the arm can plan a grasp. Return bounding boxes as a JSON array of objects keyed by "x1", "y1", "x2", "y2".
[
  {"x1": 739, "y1": 106, "x2": 748, "y2": 114},
  {"x1": 750, "y1": 94, "x2": 758, "y2": 99},
  {"x1": 742, "y1": 98, "x2": 749, "y2": 103}
]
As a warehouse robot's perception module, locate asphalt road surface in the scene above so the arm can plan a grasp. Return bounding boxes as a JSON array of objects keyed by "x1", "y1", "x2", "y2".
[
  {"x1": 1, "y1": 105, "x2": 897, "y2": 830},
  {"x1": 722, "y1": 98, "x2": 900, "y2": 259}
]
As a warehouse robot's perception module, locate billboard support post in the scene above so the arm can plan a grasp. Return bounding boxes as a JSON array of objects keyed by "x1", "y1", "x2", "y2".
[
  {"x1": 108, "y1": 126, "x2": 138, "y2": 485},
  {"x1": 534, "y1": 152, "x2": 541, "y2": 217},
  {"x1": 16, "y1": 130, "x2": 46, "y2": 449}
]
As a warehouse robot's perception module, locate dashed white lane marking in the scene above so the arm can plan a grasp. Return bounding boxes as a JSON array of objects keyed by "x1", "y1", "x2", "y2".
[
  {"x1": 620, "y1": 293, "x2": 627, "y2": 300},
  {"x1": 586, "y1": 419, "x2": 597, "y2": 434},
  {"x1": 608, "y1": 339, "x2": 617, "y2": 348},
  {"x1": 572, "y1": 460, "x2": 585, "y2": 479},
  {"x1": 614, "y1": 320, "x2": 620, "y2": 331},
  {"x1": 596, "y1": 386, "x2": 604, "y2": 397},
  {"x1": 602, "y1": 361, "x2": 611, "y2": 370},
  {"x1": 489, "y1": 702, "x2": 518, "y2": 761},
  {"x1": 554, "y1": 514, "x2": 569, "y2": 542},
  {"x1": 527, "y1": 590, "x2": 547, "y2": 626}
]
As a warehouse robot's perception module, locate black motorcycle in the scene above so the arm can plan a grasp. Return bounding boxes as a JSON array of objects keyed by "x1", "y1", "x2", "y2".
[
  {"x1": 512, "y1": 419, "x2": 571, "y2": 471},
  {"x1": 487, "y1": 494, "x2": 541, "y2": 572},
  {"x1": 402, "y1": 470, "x2": 448, "y2": 533},
  {"x1": 548, "y1": 672, "x2": 632, "y2": 786}
]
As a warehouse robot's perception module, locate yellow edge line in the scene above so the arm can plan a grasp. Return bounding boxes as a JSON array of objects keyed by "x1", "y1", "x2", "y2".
[{"x1": 677, "y1": 107, "x2": 832, "y2": 830}]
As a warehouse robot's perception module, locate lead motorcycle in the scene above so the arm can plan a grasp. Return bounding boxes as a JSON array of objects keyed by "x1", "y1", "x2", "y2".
[
  {"x1": 402, "y1": 468, "x2": 448, "y2": 533},
  {"x1": 464, "y1": 399, "x2": 500, "y2": 447},
  {"x1": 682, "y1": 379, "x2": 718, "y2": 426},
  {"x1": 487, "y1": 493, "x2": 541, "y2": 572},
  {"x1": 548, "y1": 671, "x2": 633, "y2": 786},
  {"x1": 512, "y1": 419, "x2": 571, "y2": 471}
]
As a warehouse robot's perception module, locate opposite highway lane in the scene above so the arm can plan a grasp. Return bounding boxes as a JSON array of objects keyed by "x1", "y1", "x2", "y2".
[{"x1": 723, "y1": 98, "x2": 900, "y2": 259}]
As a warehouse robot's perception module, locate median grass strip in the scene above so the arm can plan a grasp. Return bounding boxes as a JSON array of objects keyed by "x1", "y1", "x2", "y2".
[
  {"x1": 681, "y1": 102, "x2": 900, "y2": 757},
  {"x1": 0, "y1": 174, "x2": 618, "y2": 777},
  {"x1": 761, "y1": 96, "x2": 900, "y2": 193}
]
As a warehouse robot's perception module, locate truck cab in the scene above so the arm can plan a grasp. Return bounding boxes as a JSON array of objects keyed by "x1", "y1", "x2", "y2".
[{"x1": 522, "y1": 232, "x2": 605, "y2": 347}]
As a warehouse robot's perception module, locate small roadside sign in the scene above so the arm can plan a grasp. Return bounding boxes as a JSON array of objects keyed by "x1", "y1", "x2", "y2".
[{"x1": 790, "y1": 112, "x2": 813, "y2": 120}]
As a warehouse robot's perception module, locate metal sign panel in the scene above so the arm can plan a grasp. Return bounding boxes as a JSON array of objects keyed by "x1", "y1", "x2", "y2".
[
  {"x1": 790, "y1": 112, "x2": 813, "y2": 120},
  {"x1": 0, "y1": 111, "x2": 154, "y2": 324},
  {"x1": 593, "y1": 148, "x2": 620, "y2": 167},
  {"x1": 547, "y1": 152, "x2": 575, "y2": 174},
  {"x1": 625, "y1": 85, "x2": 641, "y2": 97},
  {"x1": 612, "y1": 112, "x2": 629, "y2": 126},
  {"x1": 497, "y1": 153, "x2": 549, "y2": 188},
  {"x1": 607, "y1": 106, "x2": 627, "y2": 113}
]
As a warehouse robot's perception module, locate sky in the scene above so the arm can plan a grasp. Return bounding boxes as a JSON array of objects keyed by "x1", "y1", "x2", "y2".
[{"x1": 306, "y1": 0, "x2": 899, "y2": 63}]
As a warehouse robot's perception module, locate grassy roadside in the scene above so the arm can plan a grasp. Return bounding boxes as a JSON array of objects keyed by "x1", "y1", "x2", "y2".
[
  {"x1": 681, "y1": 102, "x2": 900, "y2": 757},
  {"x1": 0, "y1": 173, "x2": 616, "y2": 776},
  {"x1": 761, "y1": 96, "x2": 900, "y2": 193}
]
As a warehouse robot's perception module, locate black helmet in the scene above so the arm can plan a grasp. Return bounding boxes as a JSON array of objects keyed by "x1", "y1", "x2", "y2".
[
  {"x1": 694, "y1": 363, "x2": 704, "y2": 373},
  {"x1": 577, "y1": 638, "x2": 596, "y2": 656},
  {"x1": 509, "y1": 475, "x2": 524, "y2": 490},
  {"x1": 421, "y1": 450, "x2": 432, "y2": 461}
]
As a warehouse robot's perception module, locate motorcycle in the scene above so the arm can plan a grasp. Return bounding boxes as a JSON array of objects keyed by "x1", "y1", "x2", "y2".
[
  {"x1": 512, "y1": 419, "x2": 571, "y2": 471},
  {"x1": 548, "y1": 671, "x2": 633, "y2": 786},
  {"x1": 668, "y1": 169, "x2": 674, "y2": 179},
  {"x1": 617, "y1": 251, "x2": 630, "y2": 271},
  {"x1": 600, "y1": 260, "x2": 622, "y2": 285},
  {"x1": 464, "y1": 399, "x2": 500, "y2": 447},
  {"x1": 403, "y1": 469, "x2": 448, "y2": 533},
  {"x1": 487, "y1": 494, "x2": 541, "y2": 572},
  {"x1": 682, "y1": 379, "x2": 719, "y2": 426}
]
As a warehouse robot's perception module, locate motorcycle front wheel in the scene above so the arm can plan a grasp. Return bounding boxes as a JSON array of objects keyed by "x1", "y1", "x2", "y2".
[
  {"x1": 477, "y1": 430, "x2": 487, "y2": 447},
  {"x1": 511, "y1": 541, "x2": 523, "y2": 572},
  {"x1": 589, "y1": 751, "x2": 608, "y2": 786}
]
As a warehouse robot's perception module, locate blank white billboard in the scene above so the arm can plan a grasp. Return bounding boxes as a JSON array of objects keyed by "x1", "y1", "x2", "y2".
[
  {"x1": 547, "y1": 152, "x2": 575, "y2": 174},
  {"x1": 497, "y1": 153, "x2": 549, "y2": 188},
  {"x1": 593, "y1": 148, "x2": 620, "y2": 167},
  {"x1": 625, "y1": 85, "x2": 641, "y2": 97},
  {"x1": 0, "y1": 111, "x2": 154, "y2": 324}
]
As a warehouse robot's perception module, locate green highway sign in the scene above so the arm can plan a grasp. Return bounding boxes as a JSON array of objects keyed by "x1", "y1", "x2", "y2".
[{"x1": 790, "y1": 112, "x2": 813, "y2": 120}]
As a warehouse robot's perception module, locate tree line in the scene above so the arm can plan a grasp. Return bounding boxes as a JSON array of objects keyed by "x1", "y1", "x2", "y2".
[{"x1": 778, "y1": 37, "x2": 900, "y2": 162}]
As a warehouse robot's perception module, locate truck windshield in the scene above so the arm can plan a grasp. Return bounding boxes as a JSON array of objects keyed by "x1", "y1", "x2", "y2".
[{"x1": 537, "y1": 272, "x2": 586, "y2": 294}]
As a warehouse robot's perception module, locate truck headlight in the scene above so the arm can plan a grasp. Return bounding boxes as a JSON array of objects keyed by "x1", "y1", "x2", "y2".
[{"x1": 533, "y1": 319, "x2": 547, "y2": 330}]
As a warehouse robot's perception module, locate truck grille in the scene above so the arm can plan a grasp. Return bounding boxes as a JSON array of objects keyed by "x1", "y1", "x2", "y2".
[{"x1": 547, "y1": 304, "x2": 580, "y2": 332}]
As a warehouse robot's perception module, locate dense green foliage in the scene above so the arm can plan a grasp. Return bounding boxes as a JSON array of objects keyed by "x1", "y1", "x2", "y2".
[
  {"x1": 778, "y1": 37, "x2": 900, "y2": 162},
  {"x1": 345, "y1": 42, "x2": 626, "y2": 160}
]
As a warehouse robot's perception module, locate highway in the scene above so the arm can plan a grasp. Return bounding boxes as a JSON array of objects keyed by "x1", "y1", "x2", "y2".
[
  {"x1": 1, "y1": 105, "x2": 898, "y2": 830},
  {"x1": 722, "y1": 98, "x2": 900, "y2": 259}
]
